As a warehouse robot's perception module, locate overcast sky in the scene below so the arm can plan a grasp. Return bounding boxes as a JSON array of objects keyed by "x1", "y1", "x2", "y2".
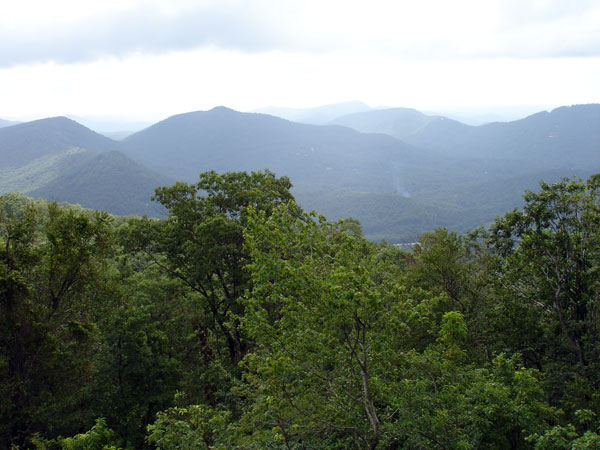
[{"x1": 1, "y1": 0, "x2": 599, "y2": 124}]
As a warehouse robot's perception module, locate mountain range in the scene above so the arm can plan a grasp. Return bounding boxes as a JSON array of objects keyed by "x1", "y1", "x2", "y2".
[
  {"x1": 1, "y1": 104, "x2": 598, "y2": 242},
  {"x1": 254, "y1": 100, "x2": 371, "y2": 124},
  {"x1": 0, "y1": 117, "x2": 170, "y2": 217},
  {"x1": 331, "y1": 105, "x2": 600, "y2": 169}
]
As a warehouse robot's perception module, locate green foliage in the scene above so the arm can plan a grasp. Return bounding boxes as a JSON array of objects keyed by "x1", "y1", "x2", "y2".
[
  {"x1": 490, "y1": 175, "x2": 600, "y2": 415},
  {"x1": 0, "y1": 196, "x2": 115, "y2": 448},
  {"x1": 243, "y1": 204, "x2": 392, "y2": 448},
  {"x1": 92, "y1": 300, "x2": 181, "y2": 449},
  {"x1": 61, "y1": 418, "x2": 122, "y2": 450},
  {"x1": 2, "y1": 172, "x2": 600, "y2": 449},
  {"x1": 242, "y1": 202, "x2": 554, "y2": 448},
  {"x1": 146, "y1": 403, "x2": 233, "y2": 450},
  {"x1": 124, "y1": 170, "x2": 294, "y2": 364}
]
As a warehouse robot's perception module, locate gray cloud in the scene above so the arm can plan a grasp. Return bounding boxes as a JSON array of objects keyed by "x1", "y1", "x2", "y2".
[
  {"x1": 0, "y1": 4, "x2": 301, "y2": 67},
  {"x1": 1, "y1": 1, "x2": 599, "y2": 68}
]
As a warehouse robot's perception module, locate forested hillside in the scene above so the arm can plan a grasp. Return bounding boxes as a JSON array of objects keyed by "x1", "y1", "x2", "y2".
[
  {"x1": 2, "y1": 172, "x2": 599, "y2": 449},
  {"x1": 27, "y1": 151, "x2": 171, "y2": 217},
  {"x1": 404, "y1": 104, "x2": 600, "y2": 168},
  {"x1": 0, "y1": 117, "x2": 117, "y2": 167},
  {"x1": 335, "y1": 104, "x2": 600, "y2": 170},
  {"x1": 117, "y1": 105, "x2": 600, "y2": 241},
  {"x1": 118, "y1": 106, "x2": 435, "y2": 191},
  {"x1": 0, "y1": 118, "x2": 170, "y2": 218}
]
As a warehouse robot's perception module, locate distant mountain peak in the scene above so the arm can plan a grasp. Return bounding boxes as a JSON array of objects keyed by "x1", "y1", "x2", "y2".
[
  {"x1": 20, "y1": 116, "x2": 112, "y2": 134},
  {"x1": 0, "y1": 115, "x2": 117, "y2": 169},
  {"x1": 253, "y1": 101, "x2": 372, "y2": 125},
  {"x1": 209, "y1": 106, "x2": 236, "y2": 113}
]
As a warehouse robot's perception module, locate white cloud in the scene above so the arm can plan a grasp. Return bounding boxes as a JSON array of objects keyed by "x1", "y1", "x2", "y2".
[
  {"x1": 0, "y1": 0, "x2": 599, "y2": 121},
  {"x1": 2, "y1": 47, "x2": 598, "y2": 122},
  {"x1": 1, "y1": 0, "x2": 599, "y2": 68}
]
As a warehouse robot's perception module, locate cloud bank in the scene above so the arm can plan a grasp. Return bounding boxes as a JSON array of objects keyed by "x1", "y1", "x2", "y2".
[{"x1": 1, "y1": 0, "x2": 599, "y2": 68}]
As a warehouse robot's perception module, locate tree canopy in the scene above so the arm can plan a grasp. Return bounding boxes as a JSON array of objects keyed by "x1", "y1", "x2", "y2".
[{"x1": 1, "y1": 172, "x2": 599, "y2": 449}]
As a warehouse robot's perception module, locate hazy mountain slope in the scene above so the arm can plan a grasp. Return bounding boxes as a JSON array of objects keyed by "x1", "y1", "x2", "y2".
[
  {"x1": 2, "y1": 106, "x2": 597, "y2": 242},
  {"x1": 294, "y1": 189, "x2": 465, "y2": 242},
  {"x1": 404, "y1": 104, "x2": 600, "y2": 168},
  {"x1": 0, "y1": 119, "x2": 19, "y2": 128},
  {"x1": 0, "y1": 116, "x2": 117, "y2": 168},
  {"x1": 119, "y1": 106, "x2": 447, "y2": 193},
  {"x1": 28, "y1": 150, "x2": 171, "y2": 217},
  {"x1": 0, "y1": 117, "x2": 169, "y2": 217},
  {"x1": 118, "y1": 105, "x2": 600, "y2": 241},
  {"x1": 331, "y1": 104, "x2": 600, "y2": 171},
  {"x1": 294, "y1": 167, "x2": 596, "y2": 242},
  {"x1": 253, "y1": 101, "x2": 371, "y2": 124},
  {"x1": 0, "y1": 147, "x2": 88, "y2": 194},
  {"x1": 329, "y1": 107, "x2": 444, "y2": 139}
]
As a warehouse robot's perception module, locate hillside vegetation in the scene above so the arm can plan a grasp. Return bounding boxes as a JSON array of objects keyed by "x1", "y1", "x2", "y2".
[
  {"x1": 2, "y1": 172, "x2": 599, "y2": 449},
  {"x1": 0, "y1": 118, "x2": 170, "y2": 218}
]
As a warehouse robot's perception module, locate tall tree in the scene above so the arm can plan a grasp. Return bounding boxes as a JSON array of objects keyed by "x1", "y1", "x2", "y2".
[
  {"x1": 123, "y1": 170, "x2": 294, "y2": 364},
  {"x1": 490, "y1": 175, "x2": 600, "y2": 414},
  {"x1": 0, "y1": 197, "x2": 114, "y2": 448}
]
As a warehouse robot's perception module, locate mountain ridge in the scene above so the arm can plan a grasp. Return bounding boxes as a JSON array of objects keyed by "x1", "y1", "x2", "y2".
[
  {"x1": 332, "y1": 104, "x2": 600, "y2": 171},
  {"x1": 0, "y1": 116, "x2": 118, "y2": 168},
  {"x1": 1, "y1": 104, "x2": 599, "y2": 241},
  {"x1": 119, "y1": 106, "x2": 439, "y2": 195},
  {"x1": 0, "y1": 118, "x2": 20, "y2": 128},
  {"x1": 0, "y1": 117, "x2": 169, "y2": 217},
  {"x1": 253, "y1": 101, "x2": 371, "y2": 124}
]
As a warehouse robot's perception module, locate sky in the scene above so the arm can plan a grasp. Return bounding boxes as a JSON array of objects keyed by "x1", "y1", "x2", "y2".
[{"x1": 1, "y1": 0, "x2": 599, "y2": 126}]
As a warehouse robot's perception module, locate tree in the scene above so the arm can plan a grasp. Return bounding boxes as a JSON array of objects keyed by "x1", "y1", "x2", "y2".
[
  {"x1": 0, "y1": 198, "x2": 114, "y2": 448},
  {"x1": 490, "y1": 175, "x2": 600, "y2": 416},
  {"x1": 241, "y1": 203, "x2": 555, "y2": 449},
  {"x1": 147, "y1": 403, "x2": 234, "y2": 450},
  {"x1": 404, "y1": 228, "x2": 498, "y2": 359},
  {"x1": 242, "y1": 204, "x2": 392, "y2": 448},
  {"x1": 123, "y1": 170, "x2": 294, "y2": 365}
]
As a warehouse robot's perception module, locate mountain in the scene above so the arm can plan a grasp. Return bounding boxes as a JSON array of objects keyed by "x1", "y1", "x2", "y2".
[
  {"x1": 253, "y1": 101, "x2": 371, "y2": 124},
  {"x1": 329, "y1": 107, "x2": 461, "y2": 140},
  {"x1": 0, "y1": 117, "x2": 169, "y2": 217},
  {"x1": 0, "y1": 119, "x2": 19, "y2": 128},
  {"x1": 0, "y1": 117, "x2": 118, "y2": 168},
  {"x1": 411, "y1": 104, "x2": 600, "y2": 170},
  {"x1": 2, "y1": 105, "x2": 598, "y2": 242},
  {"x1": 119, "y1": 106, "x2": 448, "y2": 194},
  {"x1": 119, "y1": 105, "x2": 600, "y2": 241},
  {"x1": 331, "y1": 104, "x2": 600, "y2": 174},
  {"x1": 119, "y1": 107, "x2": 494, "y2": 240},
  {"x1": 423, "y1": 105, "x2": 549, "y2": 125},
  {"x1": 28, "y1": 151, "x2": 171, "y2": 217}
]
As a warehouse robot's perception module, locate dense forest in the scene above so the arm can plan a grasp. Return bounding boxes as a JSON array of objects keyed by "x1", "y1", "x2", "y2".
[{"x1": 1, "y1": 170, "x2": 600, "y2": 449}]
